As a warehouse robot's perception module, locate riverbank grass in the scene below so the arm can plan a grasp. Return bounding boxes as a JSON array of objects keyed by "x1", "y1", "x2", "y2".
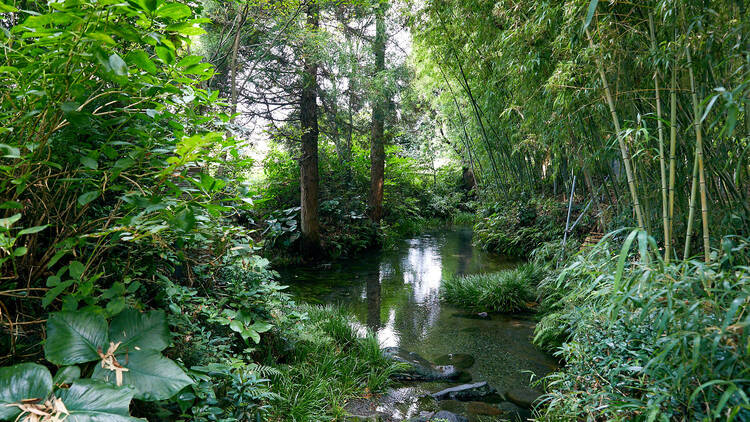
[
  {"x1": 269, "y1": 305, "x2": 400, "y2": 420},
  {"x1": 441, "y1": 263, "x2": 543, "y2": 313}
]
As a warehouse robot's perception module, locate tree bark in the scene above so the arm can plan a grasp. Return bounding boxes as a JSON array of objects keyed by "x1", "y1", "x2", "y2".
[
  {"x1": 369, "y1": 0, "x2": 387, "y2": 223},
  {"x1": 300, "y1": 2, "x2": 321, "y2": 253}
]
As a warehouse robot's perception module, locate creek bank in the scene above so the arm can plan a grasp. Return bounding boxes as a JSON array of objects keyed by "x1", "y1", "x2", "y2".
[{"x1": 355, "y1": 347, "x2": 541, "y2": 421}]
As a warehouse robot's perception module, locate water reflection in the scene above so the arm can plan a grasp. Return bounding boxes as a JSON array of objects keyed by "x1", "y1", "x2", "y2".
[
  {"x1": 366, "y1": 267, "x2": 381, "y2": 331},
  {"x1": 284, "y1": 227, "x2": 556, "y2": 394},
  {"x1": 402, "y1": 236, "x2": 443, "y2": 304}
]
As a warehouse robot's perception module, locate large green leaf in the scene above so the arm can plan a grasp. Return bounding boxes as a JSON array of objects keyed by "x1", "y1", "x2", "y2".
[
  {"x1": 53, "y1": 366, "x2": 81, "y2": 386},
  {"x1": 45, "y1": 311, "x2": 108, "y2": 365},
  {"x1": 109, "y1": 309, "x2": 170, "y2": 352},
  {"x1": 92, "y1": 349, "x2": 193, "y2": 401},
  {"x1": 0, "y1": 363, "x2": 53, "y2": 420},
  {"x1": 57, "y1": 380, "x2": 142, "y2": 422}
]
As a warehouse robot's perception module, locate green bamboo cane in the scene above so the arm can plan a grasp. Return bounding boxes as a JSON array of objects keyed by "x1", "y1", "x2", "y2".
[
  {"x1": 586, "y1": 27, "x2": 645, "y2": 231},
  {"x1": 649, "y1": 14, "x2": 669, "y2": 261}
]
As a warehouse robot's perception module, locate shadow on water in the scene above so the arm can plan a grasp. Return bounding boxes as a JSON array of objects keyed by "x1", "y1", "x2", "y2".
[{"x1": 280, "y1": 226, "x2": 558, "y2": 417}]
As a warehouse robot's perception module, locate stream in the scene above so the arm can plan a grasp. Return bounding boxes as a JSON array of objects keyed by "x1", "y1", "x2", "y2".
[{"x1": 283, "y1": 227, "x2": 558, "y2": 421}]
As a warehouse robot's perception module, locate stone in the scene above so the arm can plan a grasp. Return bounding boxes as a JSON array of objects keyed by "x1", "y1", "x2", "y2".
[
  {"x1": 505, "y1": 387, "x2": 542, "y2": 408},
  {"x1": 455, "y1": 371, "x2": 473, "y2": 383},
  {"x1": 430, "y1": 382, "x2": 497, "y2": 401},
  {"x1": 408, "y1": 410, "x2": 468, "y2": 422},
  {"x1": 382, "y1": 347, "x2": 461, "y2": 381},
  {"x1": 437, "y1": 399, "x2": 464, "y2": 414},
  {"x1": 451, "y1": 312, "x2": 490, "y2": 320},
  {"x1": 498, "y1": 401, "x2": 532, "y2": 422},
  {"x1": 465, "y1": 401, "x2": 502, "y2": 416},
  {"x1": 433, "y1": 354, "x2": 475, "y2": 370}
]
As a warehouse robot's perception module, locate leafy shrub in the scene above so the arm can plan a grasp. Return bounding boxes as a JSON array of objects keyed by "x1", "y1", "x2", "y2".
[
  {"x1": 474, "y1": 197, "x2": 591, "y2": 257},
  {"x1": 440, "y1": 264, "x2": 540, "y2": 313},
  {"x1": 452, "y1": 211, "x2": 477, "y2": 225},
  {"x1": 535, "y1": 231, "x2": 750, "y2": 421}
]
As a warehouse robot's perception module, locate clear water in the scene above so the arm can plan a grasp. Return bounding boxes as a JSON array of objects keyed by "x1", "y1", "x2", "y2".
[{"x1": 281, "y1": 226, "x2": 557, "y2": 405}]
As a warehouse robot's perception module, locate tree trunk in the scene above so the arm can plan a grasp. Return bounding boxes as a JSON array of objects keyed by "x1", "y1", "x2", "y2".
[
  {"x1": 300, "y1": 2, "x2": 321, "y2": 253},
  {"x1": 369, "y1": 0, "x2": 387, "y2": 223},
  {"x1": 230, "y1": 3, "x2": 249, "y2": 118}
]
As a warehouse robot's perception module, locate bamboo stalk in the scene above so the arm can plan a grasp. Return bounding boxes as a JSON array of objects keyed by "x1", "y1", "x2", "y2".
[
  {"x1": 684, "y1": 154, "x2": 698, "y2": 260},
  {"x1": 685, "y1": 43, "x2": 711, "y2": 263},
  {"x1": 667, "y1": 26, "x2": 678, "y2": 264},
  {"x1": 649, "y1": 14, "x2": 669, "y2": 261},
  {"x1": 586, "y1": 28, "x2": 645, "y2": 230}
]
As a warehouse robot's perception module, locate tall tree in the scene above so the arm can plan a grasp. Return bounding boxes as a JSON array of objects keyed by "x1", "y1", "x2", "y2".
[
  {"x1": 369, "y1": 0, "x2": 387, "y2": 223},
  {"x1": 300, "y1": 1, "x2": 321, "y2": 251}
]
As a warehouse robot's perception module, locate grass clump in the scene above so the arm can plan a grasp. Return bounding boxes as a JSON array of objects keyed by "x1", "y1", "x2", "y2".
[
  {"x1": 269, "y1": 305, "x2": 399, "y2": 421},
  {"x1": 440, "y1": 263, "x2": 543, "y2": 312}
]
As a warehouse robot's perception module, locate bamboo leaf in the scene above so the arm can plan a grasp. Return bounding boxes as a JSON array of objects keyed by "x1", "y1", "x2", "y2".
[
  {"x1": 613, "y1": 229, "x2": 638, "y2": 292},
  {"x1": 583, "y1": 0, "x2": 599, "y2": 32}
]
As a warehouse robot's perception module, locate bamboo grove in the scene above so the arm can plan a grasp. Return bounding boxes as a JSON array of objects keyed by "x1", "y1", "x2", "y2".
[{"x1": 410, "y1": 0, "x2": 750, "y2": 262}]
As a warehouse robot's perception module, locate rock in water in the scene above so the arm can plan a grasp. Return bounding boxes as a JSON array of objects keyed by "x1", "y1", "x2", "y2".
[
  {"x1": 498, "y1": 401, "x2": 532, "y2": 422},
  {"x1": 430, "y1": 382, "x2": 497, "y2": 401},
  {"x1": 408, "y1": 410, "x2": 468, "y2": 422},
  {"x1": 465, "y1": 401, "x2": 502, "y2": 416},
  {"x1": 505, "y1": 387, "x2": 542, "y2": 408},
  {"x1": 433, "y1": 353, "x2": 475, "y2": 370},
  {"x1": 382, "y1": 347, "x2": 461, "y2": 381}
]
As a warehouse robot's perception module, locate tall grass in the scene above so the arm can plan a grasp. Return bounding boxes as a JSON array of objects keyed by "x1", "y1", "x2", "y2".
[
  {"x1": 534, "y1": 231, "x2": 750, "y2": 421},
  {"x1": 269, "y1": 305, "x2": 399, "y2": 421},
  {"x1": 440, "y1": 263, "x2": 543, "y2": 312}
]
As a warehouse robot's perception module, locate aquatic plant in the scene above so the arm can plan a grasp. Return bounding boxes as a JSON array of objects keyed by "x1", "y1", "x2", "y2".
[{"x1": 440, "y1": 266, "x2": 539, "y2": 313}]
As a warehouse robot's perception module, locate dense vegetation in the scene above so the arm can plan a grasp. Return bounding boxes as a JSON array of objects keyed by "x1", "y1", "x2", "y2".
[{"x1": 1, "y1": 0, "x2": 748, "y2": 420}]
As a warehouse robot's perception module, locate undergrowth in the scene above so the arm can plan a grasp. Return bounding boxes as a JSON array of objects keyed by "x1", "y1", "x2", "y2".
[
  {"x1": 533, "y1": 231, "x2": 750, "y2": 421},
  {"x1": 269, "y1": 305, "x2": 399, "y2": 421}
]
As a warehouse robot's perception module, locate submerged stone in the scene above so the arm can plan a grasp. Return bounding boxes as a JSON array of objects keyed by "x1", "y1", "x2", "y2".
[
  {"x1": 408, "y1": 410, "x2": 468, "y2": 422},
  {"x1": 465, "y1": 401, "x2": 502, "y2": 416},
  {"x1": 383, "y1": 347, "x2": 461, "y2": 381},
  {"x1": 505, "y1": 387, "x2": 542, "y2": 408},
  {"x1": 451, "y1": 312, "x2": 490, "y2": 320},
  {"x1": 433, "y1": 353, "x2": 475, "y2": 370},
  {"x1": 430, "y1": 382, "x2": 497, "y2": 401},
  {"x1": 498, "y1": 401, "x2": 532, "y2": 422},
  {"x1": 455, "y1": 371, "x2": 473, "y2": 383}
]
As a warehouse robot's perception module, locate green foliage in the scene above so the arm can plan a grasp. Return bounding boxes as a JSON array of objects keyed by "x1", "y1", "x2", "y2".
[
  {"x1": 474, "y1": 198, "x2": 589, "y2": 257},
  {"x1": 0, "y1": 363, "x2": 140, "y2": 421},
  {"x1": 268, "y1": 305, "x2": 399, "y2": 421},
  {"x1": 440, "y1": 263, "x2": 543, "y2": 313},
  {"x1": 534, "y1": 232, "x2": 750, "y2": 421},
  {"x1": 255, "y1": 140, "x2": 470, "y2": 261},
  {"x1": 44, "y1": 308, "x2": 192, "y2": 401}
]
